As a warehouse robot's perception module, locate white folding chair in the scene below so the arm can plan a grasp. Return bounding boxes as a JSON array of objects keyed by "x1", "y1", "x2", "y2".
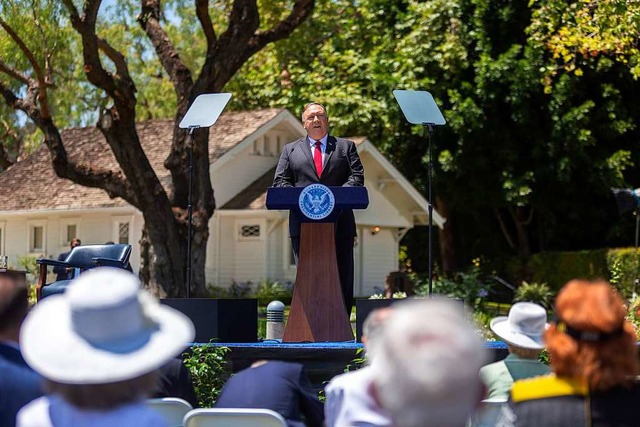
[
  {"x1": 183, "y1": 408, "x2": 287, "y2": 427},
  {"x1": 146, "y1": 397, "x2": 193, "y2": 427},
  {"x1": 467, "y1": 398, "x2": 508, "y2": 427}
]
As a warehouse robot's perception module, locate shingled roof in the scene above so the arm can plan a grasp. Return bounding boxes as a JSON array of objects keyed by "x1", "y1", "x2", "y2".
[{"x1": 0, "y1": 109, "x2": 284, "y2": 212}]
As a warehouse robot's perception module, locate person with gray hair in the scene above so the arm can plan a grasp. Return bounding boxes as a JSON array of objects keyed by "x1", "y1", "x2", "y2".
[
  {"x1": 369, "y1": 298, "x2": 487, "y2": 427},
  {"x1": 324, "y1": 307, "x2": 394, "y2": 427}
]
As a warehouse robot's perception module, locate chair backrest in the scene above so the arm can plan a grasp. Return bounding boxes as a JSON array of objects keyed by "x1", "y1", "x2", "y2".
[
  {"x1": 467, "y1": 399, "x2": 508, "y2": 427},
  {"x1": 64, "y1": 244, "x2": 132, "y2": 269},
  {"x1": 146, "y1": 397, "x2": 193, "y2": 427},
  {"x1": 183, "y1": 408, "x2": 287, "y2": 427}
]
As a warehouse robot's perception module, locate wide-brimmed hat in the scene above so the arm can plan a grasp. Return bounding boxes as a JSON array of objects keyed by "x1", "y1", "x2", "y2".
[
  {"x1": 20, "y1": 268, "x2": 194, "y2": 384},
  {"x1": 490, "y1": 302, "x2": 548, "y2": 350}
]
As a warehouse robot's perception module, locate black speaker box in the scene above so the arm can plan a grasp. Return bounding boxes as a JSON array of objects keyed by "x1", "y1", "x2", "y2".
[{"x1": 161, "y1": 298, "x2": 257, "y2": 343}]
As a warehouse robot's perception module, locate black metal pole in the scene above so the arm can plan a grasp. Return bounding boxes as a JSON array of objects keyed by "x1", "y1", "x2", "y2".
[
  {"x1": 424, "y1": 123, "x2": 434, "y2": 296},
  {"x1": 634, "y1": 210, "x2": 639, "y2": 299},
  {"x1": 186, "y1": 126, "x2": 197, "y2": 298}
]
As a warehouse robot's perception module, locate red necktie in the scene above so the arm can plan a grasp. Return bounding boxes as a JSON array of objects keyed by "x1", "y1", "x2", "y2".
[{"x1": 314, "y1": 140, "x2": 323, "y2": 177}]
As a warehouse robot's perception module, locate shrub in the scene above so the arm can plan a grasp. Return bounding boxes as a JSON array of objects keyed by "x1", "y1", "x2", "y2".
[
  {"x1": 228, "y1": 280, "x2": 254, "y2": 298},
  {"x1": 607, "y1": 248, "x2": 640, "y2": 299},
  {"x1": 416, "y1": 260, "x2": 493, "y2": 312},
  {"x1": 183, "y1": 342, "x2": 231, "y2": 407},
  {"x1": 255, "y1": 280, "x2": 292, "y2": 306},
  {"x1": 514, "y1": 281, "x2": 555, "y2": 309}
]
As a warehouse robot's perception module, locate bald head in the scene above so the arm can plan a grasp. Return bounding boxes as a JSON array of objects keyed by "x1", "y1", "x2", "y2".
[{"x1": 0, "y1": 273, "x2": 29, "y2": 341}]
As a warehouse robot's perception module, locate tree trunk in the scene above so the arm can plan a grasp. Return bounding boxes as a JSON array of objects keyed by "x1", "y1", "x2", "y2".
[{"x1": 435, "y1": 196, "x2": 456, "y2": 275}]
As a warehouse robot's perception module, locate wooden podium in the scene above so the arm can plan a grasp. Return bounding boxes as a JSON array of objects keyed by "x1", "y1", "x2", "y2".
[{"x1": 266, "y1": 186, "x2": 369, "y2": 342}]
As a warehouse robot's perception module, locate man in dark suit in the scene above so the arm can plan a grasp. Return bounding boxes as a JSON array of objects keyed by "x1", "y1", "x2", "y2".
[
  {"x1": 273, "y1": 102, "x2": 364, "y2": 315},
  {"x1": 53, "y1": 237, "x2": 81, "y2": 281},
  {"x1": 153, "y1": 357, "x2": 200, "y2": 408},
  {"x1": 0, "y1": 271, "x2": 44, "y2": 427},
  {"x1": 215, "y1": 360, "x2": 323, "y2": 427}
]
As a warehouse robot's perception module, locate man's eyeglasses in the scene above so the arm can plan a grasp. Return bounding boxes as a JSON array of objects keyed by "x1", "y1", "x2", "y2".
[{"x1": 304, "y1": 113, "x2": 326, "y2": 122}]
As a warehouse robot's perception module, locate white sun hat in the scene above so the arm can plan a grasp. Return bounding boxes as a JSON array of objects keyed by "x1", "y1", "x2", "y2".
[
  {"x1": 490, "y1": 302, "x2": 548, "y2": 350},
  {"x1": 20, "y1": 267, "x2": 195, "y2": 384}
]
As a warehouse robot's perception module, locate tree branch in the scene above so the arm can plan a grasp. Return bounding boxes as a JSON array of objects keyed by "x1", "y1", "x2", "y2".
[
  {"x1": 0, "y1": 60, "x2": 30, "y2": 85},
  {"x1": 0, "y1": 19, "x2": 45, "y2": 85},
  {"x1": 196, "y1": 0, "x2": 217, "y2": 45},
  {"x1": 251, "y1": 0, "x2": 315, "y2": 47},
  {"x1": 0, "y1": 18, "x2": 52, "y2": 118},
  {"x1": 61, "y1": 0, "x2": 128, "y2": 102},
  {"x1": 138, "y1": 0, "x2": 193, "y2": 94}
]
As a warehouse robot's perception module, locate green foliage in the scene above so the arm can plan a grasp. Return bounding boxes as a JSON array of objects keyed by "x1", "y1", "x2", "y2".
[
  {"x1": 182, "y1": 343, "x2": 231, "y2": 407},
  {"x1": 205, "y1": 280, "x2": 292, "y2": 307},
  {"x1": 504, "y1": 247, "x2": 640, "y2": 301},
  {"x1": 255, "y1": 280, "x2": 293, "y2": 306},
  {"x1": 606, "y1": 248, "x2": 640, "y2": 298},
  {"x1": 527, "y1": 250, "x2": 609, "y2": 292},
  {"x1": 205, "y1": 281, "x2": 254, "y2": 299},
  {"x1": 473, "y1": 310, "x2": 495, "y2": 341},
  {"x1": 416, "y1": 261, "x2": 493, "y2": 312},
  {"x1": 538, "y1": 348, "x2": 550, "y2": 366},
  {"x1": 627, "y1": 297, "x2": 640, "y2": 339},
  {"x1": 344, "y1": 347, "x2": 366, "y2": 373},
  {"x1": 514, "y1": 281, "x2": 555, "y2": 309}
]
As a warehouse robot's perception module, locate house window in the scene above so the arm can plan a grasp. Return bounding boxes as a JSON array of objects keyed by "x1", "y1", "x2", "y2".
[
  {"x1": 111, "y1": 216, "x2": 133, "y2": 245},
  {"x1": 239, "y1": 224, "x2": 260, "y2": 239},
  {"x1": 60, "y1": 219, "x2": 80, "y2": 246},
  {"x1": 118, "y1": 223, "x2": 130, "y2": 244},
  {"x1": 28, "y1": 221, "x2": 46, "y2": 253},
  {"x1": 277, "y1": 135, "x2": 283, "y2": 154},
  {"x1": 252, "y1": 140, "x2": 261, "y2": 155},
  {"x1": 66, "y1": 224, "x2": 77, "y2": 243}
]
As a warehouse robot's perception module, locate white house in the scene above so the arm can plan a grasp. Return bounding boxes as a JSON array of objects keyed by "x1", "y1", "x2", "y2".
[{"x1": 0, "y1": 109, "x2": 444, "y2": 297}]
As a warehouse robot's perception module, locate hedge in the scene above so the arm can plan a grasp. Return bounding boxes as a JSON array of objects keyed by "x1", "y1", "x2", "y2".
[{"x1": 506, "y1": 248, "x2": 640, "y2": 298}]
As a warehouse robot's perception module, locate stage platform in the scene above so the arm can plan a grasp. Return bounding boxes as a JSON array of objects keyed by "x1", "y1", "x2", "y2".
[{"x1": 193, "y1": 340, "x2": 509, "y2": 389}]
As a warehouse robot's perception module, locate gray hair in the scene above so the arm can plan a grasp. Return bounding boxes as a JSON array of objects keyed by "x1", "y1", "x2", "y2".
[
  {"x1": 369, "y1": 298, "x2": 487, "y2": 427},
  {"x1": 362, "y1": 306, "x2": 393, "y2": 360}
]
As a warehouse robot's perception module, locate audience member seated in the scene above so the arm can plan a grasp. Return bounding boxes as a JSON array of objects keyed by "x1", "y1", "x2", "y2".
[
  {"x1": 153, "y1": 357, "x2": 200, "y2": 408},
  {"x1": 53, "y1": 238, "x2": 81, "y2": 281},
  {"x1": 324, "y1": 307, "x2": 393, "y2": 427},
  {"x1": 498, "y1": 279, "x2": 640, "y2": 426},
  {"x1": 480, "y1": 302, "x2": 550, "y2": 400},
  {"x1": 215, "y1": 360, "x2": 324, "y2": 427},
  {"x1": 369, "y1": 298, "x2": 487, "y2": 427},
  {"x1": 0, "y1": 271, "x2": 44, "y2": 427},
  {"x1": 16, "y1": 268, "x2": 195, "y2": 427}
]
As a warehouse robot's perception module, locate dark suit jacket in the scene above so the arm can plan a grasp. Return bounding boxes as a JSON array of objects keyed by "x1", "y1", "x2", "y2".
[
  {"x1": 0, "y1": 343, "x2": 44, "y2": 427},
  {"x1": 215, "y1": 361, "x2": 324, "y2": 427},
  {"x1": 273, "y1": 135, "x2": 364, "y2": 237},
  {"x1": 153, "y1": 357, "x2": 199, "y2": 408},
  {"x1": 53, "y1": 251, "x2": 72, "y2": 281}
]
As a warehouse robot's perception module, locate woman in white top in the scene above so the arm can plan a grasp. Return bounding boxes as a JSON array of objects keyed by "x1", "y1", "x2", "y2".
[{"x1": 16, "y1": 268, "x2": 195, "y2": 427}]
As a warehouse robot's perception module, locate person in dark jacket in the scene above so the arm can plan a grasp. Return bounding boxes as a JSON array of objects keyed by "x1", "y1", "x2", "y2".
[
  {"x1": 153, "y1": 357, "x2": 199, "y2": 408},
  {"x1": 53, "y1": 238, "x2": 81, "y2": 281},
  {"x1": 0, "y1": 271, "x2": 44, "y2": 427},
  {"x1": 499, "y1": 279, "x2": 640, "y2": 427},
  {"x1": 215, "y1": 360, "x2": 324, "y2": 427}
]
